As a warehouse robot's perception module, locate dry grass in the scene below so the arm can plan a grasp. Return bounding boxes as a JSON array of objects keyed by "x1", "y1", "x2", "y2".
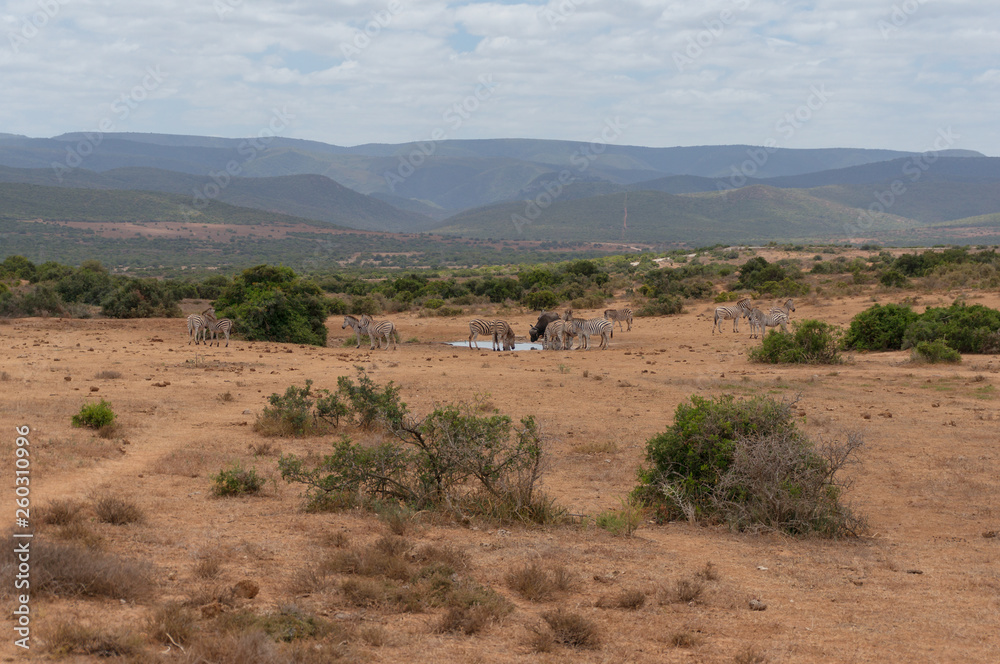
[
  {"x1": 147, "y1": 448, "x2": 225, "y2": 477},
  {"x1": 194, "y1": 551, "x2": 225, "y2": 580},
  {"x1": 660, "y1": 576, "x2": 706, "y2": 604},
  {"x1": 733, "y1": 645, "x2": 770, "y2": 664},
  {"x1": 506, "y1": 562, "x2": 556, "y2": 601},
  {"x1": 538, "y1": 609, "x2": 601, "y2": 649},
  {"x1": 596, "y1": 588, "x2": 646, "y2": 610},
  {"x1": 147, "y1": 602, "x2": 197, "y2": 646},
  {"x1": 670, "y1": 630, "x2": 704, "y2": 648},
  {"x1": 1, "y1": 540, "x2": 152, "y2": 601},
  {"x1": 94, "y1": 369, "x2": 123, "y2": 379},
  {"x1": 39, "y1": 498, "x2": 86, "y2": 526},
  {"x1": 93, "y1": 493, "x2": 145, "y2": 525},
  {"x1": 42, "y1": 619, "x2": 144, "y2": 658}
]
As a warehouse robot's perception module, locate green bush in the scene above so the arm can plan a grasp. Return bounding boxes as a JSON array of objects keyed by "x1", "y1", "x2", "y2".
[
  {"x1": 636, "y1": 296, "x2": 683, "y2": 317},
  {"x1": 878, "y1": 269, "x2": 909, "y2": 288},
  {"x1": 900, "y1": 301, "x2": 1000, "y2": 354},
  {"x1": 634, "y1": 394, "x2": 862, "y2": 536},
  {"x1": 254, "y1": 379, "x2": 350, "y2": 437},
  {"x1": 100, "y1": 278, "x2": 182, "y2": 318},
  {"x1": 71, "y1": 400, "x2": 116, "y2": 429},
  {"x1": 336, "y1": 369, "x2": 407, "y2": 431},
  {"x1": 279, "y1": 389, "x2": 558, "y2": 524},
  {"x1": 213, "y1": 265, "x2": 329, "y2": 346},
  {"x1": 211, "y1": 464, "x2": 266, "y2": 496},
  {"x1": 0, "y1": 284, "x2": 67, "y2": 317},
  {"x1": 522, "y1": 290, "x2": 560, "y2": 311},
  {"x1": 423, "y1": 298, "x2": 446, "y2": 310},
  {"x1": 842, "y1": 303, "x2": 919, "y2": 351},
  {"x1": 911, "y1": 340, "x2": 961, "y2": 364},
  {"x1": 748, "y1": 320, "x2": 842, "y2": 364}
]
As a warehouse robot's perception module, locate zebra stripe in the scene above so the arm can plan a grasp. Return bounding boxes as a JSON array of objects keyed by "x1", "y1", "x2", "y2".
[
  {"x1": 365, "y1": 319, "x2": 397, "y2": 350},
  {"x1": 203, "y1": 313, "x2": 234, "y2": 347},
  {"x1": 603, "y1": 308, "x2": 633, "y2": 332},
  {"x1": 468, "y1": 318, "x2": 494, "y2": 349},
  {"x1": 187, "y1": 307, "x2": 215, "y2": 345},
  {"x1": 749, "y1": 307, "x2": 789, "y2": 339},
  {"x1": 342, "y1": 314, "x2": 373, "y2": 348},
  {"x1": 491, "y1": 320, "x2": 514, "y2": 352},
  {"x1": 768, "y1": 299, "x2": 796, "y2": 316},
  {"x1": 712, "y1": 297, "x2": 752, "y2": 334},
  {"x1": 569, "y1": 317, "x2": 613, "y2": 350},
  {"x1": 543, "y1": 319, "x2": 576, "y2": 350}
]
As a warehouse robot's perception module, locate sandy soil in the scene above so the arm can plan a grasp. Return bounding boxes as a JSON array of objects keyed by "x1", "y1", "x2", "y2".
[{"x1": 1, "y1": 290, "x2": 998, "y2": 662}]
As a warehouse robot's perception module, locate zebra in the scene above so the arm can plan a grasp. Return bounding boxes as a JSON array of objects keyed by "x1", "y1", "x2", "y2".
[
  {"x1": 603, "y1": 308, "x2": 633, "y2": 332},
  {"x1": 342, "y1": 315, "x2": 373, "y2": 348},
  {"x1": 712, "y1": 297, "x2": 753, "y2": 334},
  {"x1": 749, "y1": 307, "x2": 789, "y2": 339},
  {"x1": 364, "y1": 319, "x2": 397, "y2": 350},
  {"x1": 187, "y1": 307, "x2": 215, "y2": 345},
  {"x1": 769, "y1": 298, "x2": 796, "y2": 317},
  {"x1": 202, "y1": 311, "x2": 234, "y2": 347},
  {"x1": 543, "y1": 319, "x2": 575, "y2": 350},
  {"x1": 491, "y1": 320, "x2": 514, "y2": 351},
  {"x1": 569, "y1": 317, "x2": 613, "y2": 350},
  {"x1": 468, "y1": 318, "x2": 495, "y2": 349}
]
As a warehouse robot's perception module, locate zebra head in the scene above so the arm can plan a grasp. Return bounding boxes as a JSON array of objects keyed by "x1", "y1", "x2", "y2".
[
  {"x1": 341, "y1": 315, "x2": 355, "y2": 330},
  {"x1": 784, "y1": 298, "x2": 796, "y2": 312}
]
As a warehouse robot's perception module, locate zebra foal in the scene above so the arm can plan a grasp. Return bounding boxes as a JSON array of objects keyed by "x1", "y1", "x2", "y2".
[
  {"x1": 202, "y1": 310, "x2": 234, "y2": 347},
  {"x1": 712, "y1": 297, "x2": 752, "y2": 334},
  {"x1": 749, "y1": 307, "x2": 789, "y2": 339},
  {"x1": 342, "y1": 314, "x2": 373, "y2": 348},
  {"x1": 187, "y1": 307, "x2": 215, "y2": 345},
  {"x1": 491, "y1": 320, "x2": 515, "y2": 351},
  {"x1": 543, "y1": 319, "x2": 575, "y2": 350},
  {"x1": 603, "y1": 308, "x2": 633, "y2": 332}
]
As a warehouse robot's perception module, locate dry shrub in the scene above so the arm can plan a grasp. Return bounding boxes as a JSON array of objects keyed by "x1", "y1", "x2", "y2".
[
  {"x1": 506, "y1": 562, "x2": 555, "y2": 601},
  {"x1": 39, "y1": 498, "x2": 86, "y2": 526},
  {"x1": 97, "y1": 422, "x2": 123, "y2": 440},
  {"x1": 436, "y1": 604, "x2": 499, "y2": 635},
  {"x1": 148, "y1": 449, "x2": 220, "y2": 477},
  {"x1": 327, "y1": 547, "x2": 411, "y2": 582},
  {"x1": 617, "y1": 588, "x2": 646, "y2": 610},
  {"x1": 1, "y1": 540, "x2": 152, "y2": 601},
  {"x1": 53, "y1": 521, "x2": 103, "y2": 549},
  {"x1": 359, "y1": 624, "x2": 390, "y2": 646},
  {"x1": 697, "y1": 561, "x2": 720, "y2": 581},
  {"x1": 410, "y1": 543, "x2": 468, "y2": 571},
  {"x1": 43, "y1": 619, "x2": 144, "y2": 658},
  {"x1": 248, "y1": 441, "x2": 277, "y2": 457},
  {"x1": 539, "y1": 609, "x2": 601, "y2": 649},
  {"x1": 182, "y1": 631, "x2": 282, "y2": 664},
  {"x1": 147, "y1": 602, "x2": 197, "y2": 646},
  {"x1": 290, "y1": 564, "x2": 333, "y2": 595},
  {"x1": 94, "y1": 370, "x2": 122, "y2": 379},
  {"x1": 322, "y1": 531, "x2": 350, "y2": 548},
  {"x1": 733, "y1": 645, "x2": 769, "y2": 664},
  {"x1": 670, "y1": 630, "x2": 703, "y2": 648},
  {"x1": 660, "y1": 576, "x2": 706, "y2": 604},
  {"x1": 194, "y1": 551, "x2": 225, "y2": 580},
  {"x1": 552, "y1": 564, "x2": 578, "y2": 593},
  {"x1": 373, "y1": 534, "x2": 409, "y2": 557},
  {"x1": 93, "y1": 493, "x2": 145, "y2": 525}
]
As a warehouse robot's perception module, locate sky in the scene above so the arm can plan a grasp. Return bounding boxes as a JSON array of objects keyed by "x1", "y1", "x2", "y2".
[{"x1": 1, "y1": 0, "x2": 997, "y2": 155}]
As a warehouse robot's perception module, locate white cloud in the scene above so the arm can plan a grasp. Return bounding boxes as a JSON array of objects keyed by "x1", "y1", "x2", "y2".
[{"x1": 0, "y1": 0, "x2": 996, "y2": 155}]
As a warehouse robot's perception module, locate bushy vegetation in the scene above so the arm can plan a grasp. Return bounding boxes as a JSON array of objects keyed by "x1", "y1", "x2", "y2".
[
  {"x1": 634, "y1": 394, "x2": 863, "y2": 536},
  {"x1": 748, "y1": 320, "x2": 842, "y2": 364},
  {"x1": 842, "y1": 303, "x2": 920, "y2": 351},
  {"x1": 100, "y1": 277, "x2": 182, "y2": 318},
  {"x1": 212, "y1": 463, "x2": 266, "y2": 496},
  {"x1": 278, "y1": 373, "x2": 559, "y2": 524},
  {"x1": 911, "y1": 339, "x2": 962, "y2": 363},
  {"x1": 734, "y1": 257, "x2": 809, "y2": 297},
  {"x1": 214, "y1": 264, "x2": 330, "y2": 345},
  {"x1": 71, "y1": 400, "x2": 116, "y2": 429},
  {"x1": 844, "y1": 300, "x2": 1000, "y2": 354}
]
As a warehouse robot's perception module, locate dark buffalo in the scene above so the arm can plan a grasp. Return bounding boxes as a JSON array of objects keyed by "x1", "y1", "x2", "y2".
[{"x1": 528, "y1": 311, "x2": 562, "y2": 342}]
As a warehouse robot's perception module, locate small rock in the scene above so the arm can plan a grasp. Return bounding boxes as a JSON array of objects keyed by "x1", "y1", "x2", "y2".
[
  {"x1": 243, "y1": 409, "x2": 252, "y2": 414},
  {"x1": 90, "y1": 386, "x2": 99, "y2": 392},
  {"x1": 982, "y1": 531, "x2": 997, "y2": 538},
  {"x1": 64, "y1": 376, "x2": 71, "y2": 381},
  {"x1": 905, "y1": 569, "x2": 923, "y2": 575},
  {"x1": 749, "y1": 599, "x2": 767, "y2": 611},
  {"x1": 232, "y1": 579, "x2": 260, "y2": 599}
]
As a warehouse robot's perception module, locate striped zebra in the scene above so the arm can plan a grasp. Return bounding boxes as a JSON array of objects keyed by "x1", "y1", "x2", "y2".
[
  {"x1": 491, "y1": 320, "x2": 514, "y2": 351},
  {"x1": 187, "y1": 307, "x2": 215, "y2": 345},
  {"x1": 364, "y1": 319, "x2": 397, "y2": 350},
  {"x1": 342, "y1": 315, "x2": 373, "y2": 348},
  {"x1": 202, "y1": 311, "x2": 234, "y2": 347},
  {"x1": 749, "y1": 307, "x2": 789, "y2": 339},
  {"x1": 603, "y1": 308, "x2": 633, "y2": 332},
  {"x1": 712, "y1": 297, "x2": 753, "y2": 334},
  {"x1": 543, "y1": 319, "x2": 574, "y2": 350},
  {"x1": 769, "y1": 299, "x2": 796, "y2": 317},
  {"x1": 569, "y1": 317, "x2": 613, "y2": 350},
  {"x1": 468, "y1": 318, "x2": 495, "y2": 349}
]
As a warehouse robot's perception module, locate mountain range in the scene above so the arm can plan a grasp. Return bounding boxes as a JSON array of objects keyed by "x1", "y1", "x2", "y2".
[{"x1": 1, "y1": 131, "x2": 999, "y2": 248}]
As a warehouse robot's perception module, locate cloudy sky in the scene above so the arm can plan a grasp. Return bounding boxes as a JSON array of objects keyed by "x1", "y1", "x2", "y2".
[{"x1": 1, "y1": 0, "x2": 997, "y2": 154}]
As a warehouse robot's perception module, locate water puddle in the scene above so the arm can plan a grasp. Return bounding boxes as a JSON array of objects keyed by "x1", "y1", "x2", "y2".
[{"x1": 446, "y1": 341, "x2": 543, "y2": 351}]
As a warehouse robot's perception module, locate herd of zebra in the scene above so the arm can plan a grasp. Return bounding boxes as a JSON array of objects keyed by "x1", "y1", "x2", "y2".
[
  {"x1": 184, "y1": 301, "x2": 791, "y2": 351},
  {"x1": 712, "y1": 297, "x2": 796, "y2": 338},
  {"x1": 186, "y1": 307, "x2": 234, "y2": 347}
]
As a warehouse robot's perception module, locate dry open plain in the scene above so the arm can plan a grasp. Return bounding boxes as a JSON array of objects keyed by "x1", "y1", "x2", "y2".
[{"x1": 2, "y1": 290, "x2": 999, "y2": 663}]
